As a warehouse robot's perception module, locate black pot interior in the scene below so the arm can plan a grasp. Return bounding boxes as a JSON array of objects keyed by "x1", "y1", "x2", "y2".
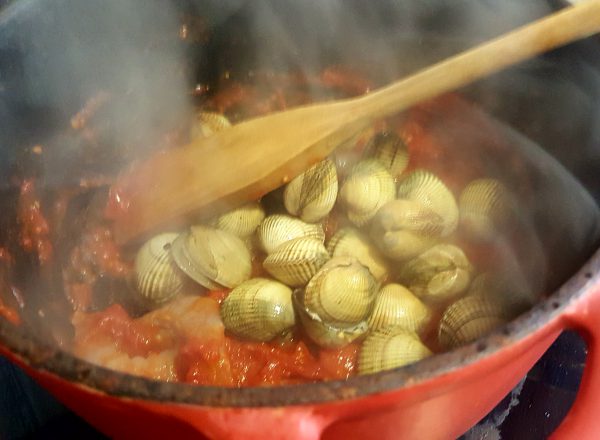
[{"x1": 0, "y1": 0, "x2": 599, "y2": 406}]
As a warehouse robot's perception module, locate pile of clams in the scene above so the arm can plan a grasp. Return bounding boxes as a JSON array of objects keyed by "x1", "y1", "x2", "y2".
[{"x1": 132, "y1": 114, "x2": 534, "y2": 376}]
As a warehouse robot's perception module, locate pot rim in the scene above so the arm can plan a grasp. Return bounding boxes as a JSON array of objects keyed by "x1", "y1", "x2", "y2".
[{"x1": 1, "y1": 246, "x2": 597, "y2": 408}]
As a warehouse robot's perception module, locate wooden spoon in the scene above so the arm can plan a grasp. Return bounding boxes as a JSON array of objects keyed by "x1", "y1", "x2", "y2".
[{"x1": 109, "y1": 0, "x2": 600, "y2": 244}]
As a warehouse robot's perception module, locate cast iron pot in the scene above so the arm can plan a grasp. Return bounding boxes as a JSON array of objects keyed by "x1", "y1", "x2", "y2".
[{"x1": 1, "y1": 0, "x2": 600, "y2": 438}]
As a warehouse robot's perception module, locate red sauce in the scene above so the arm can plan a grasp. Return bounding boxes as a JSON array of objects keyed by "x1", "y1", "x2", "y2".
[{"x1": 17, "y1": 179, "x2": 53, "y2": 266}]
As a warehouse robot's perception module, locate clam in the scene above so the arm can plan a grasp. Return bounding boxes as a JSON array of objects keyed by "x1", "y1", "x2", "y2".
[
  {"x1": 398, "y1": 244, "x2": 473, "y2": 304},
  {"x1": 304, "y1": 256, "x2": 378, "y2": 326},
  {"x1": 339, "y1": 159, "x2": 395, "y2": 226},
  {"x1": 293, "y1": 290, "x2": 369, "y2": 348},
  {"x1": 220, "y1": 278, "x2": 295, "y2": 341},
  {"x1": 171, "y1": 225, "x2": 251, "y2": 289},
  {"x1": 263, "y1": 237, "x2": 329, "y2": 286},
  {"x1": 327, "y1": 227, "x2": 390, "y2": 282},
  {"x1": 284, "y1": 159, "x2": 338, "y2": 223},
  {"x1": 370, "y1": 199, "x2": 442, "y2": 261},
  {"x1": 467, "y1": 271, "x2": 534, "y2": 315},
  {"x1": 438, "y1": 295, "x2": 514, "y2": 349},
  {"x1": 211, "y1": 202, "x2": 265, "y2": 238},
  {"x1": 363, "y1": 131, "x2": 409, "y2": 178},
  {"x1": 257, "y1": 214, "x2": 325, "y2": 254},
  {"x1": 358, "y1": 327, "x2": 432, "y2": 375},
  {"x1": 190, "y1": 111, "x2": 232, "y2": 139},
  {"x1": 459, "y1": 178, "x2": 515, "y2": 241},
  {"x1": 134, "y1": 233, "x2": 185, "y2": 305},
  {"x1": 368, "y1": 284, "x2": 432, "y2": 334},
  {"x1": 397, "y1": 169, "x2": 459, "y2": 236}
]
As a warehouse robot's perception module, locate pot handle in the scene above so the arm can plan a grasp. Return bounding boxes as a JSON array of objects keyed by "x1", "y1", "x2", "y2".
[{"x1": 551, "y1": 273, "x2": 600, "y2": 439}]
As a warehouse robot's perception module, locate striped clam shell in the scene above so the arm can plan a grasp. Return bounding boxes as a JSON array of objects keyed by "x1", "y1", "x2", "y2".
[
  {"x1": 397, "y1": 169, "x2": 459, "y2": 236},
  {"x1": 370, "y1": 199, "x2": 442, "y2": 261},
  {"x1": 339, "y1": 159, "x2": 395, "y2": 226},
  {"x1": 368, "y1": 284, "x2": 432, "y2": 334},
  {"x1": 220, "y1": 278, "x2": 295, "y2": 341},
  {"x1": 467, "y1": 271, "x2": 534, "y2": 315},
  {"x1": 363, "y1": 131, "x2": 409, "y2": 178},
  {"x1": 171, "y1": 225, "x2": 252, "y2": 289},
  {"x1": 263, "y1": 237, "x2": 330, "y2": 287},
  {"x1": 284, "y1": 159, "x2": 338, "y2": 223},
  {"x1": 134, "y1": 233, "x2": 184, "y2": 305},
  {"x1": 293, "y1": 290, "x2": 369, "y2": 348},
  {"x1": 304, "y1": 256, "x2": 378, "y2": 326},
  {"x1": 398, "y1": 244, "x2": 473, "y2": 305},
  {"x1": 257, "y1": 214, "x2": 325, "y2": 254},
  {"x1": 358, "y1": 327, "x2": 432, "y2": 375},
  {"x1": 326, "y1": 227, "x2": 390, "y2": 282},
  {"x1": 459, "y1": 178, "x2": 515, "y2": 241},
  {"x1": 190, "y1": 111, "x2": 232, "y2": 139},
  {"x1": 211, "y1": 202, "x2": 265, "y2": 238}
]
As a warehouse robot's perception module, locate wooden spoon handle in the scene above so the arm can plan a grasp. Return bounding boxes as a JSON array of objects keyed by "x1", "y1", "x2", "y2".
[{"x1": 353, "y1": 0, "x2": 600, "y2": 120}]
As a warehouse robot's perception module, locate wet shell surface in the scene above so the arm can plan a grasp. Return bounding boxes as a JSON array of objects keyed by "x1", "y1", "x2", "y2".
[
  {"x1": 211, "y1": 202, "x2": 265, "y2": 238},
  {"x1": 327, "y1": 227, "x2": 390, "y2": 282},
  {"x1": 190, "y1": 111, "x2": 232, "y2": 139},
  {"x1": 459, "y1": 178, "x2": 515, "y2": 241},
  {"x1": 339, "y1": 159, "x2": 395, "y2": 226},
  {"x1": 257, "y1": 214, "x2": 325, "y2": 254},
  {"x1": 134, "y1": 233, "x2": 185, "y2": 305},
  {"x1": 358, "y1": 327, "x2": 432, "y2": 375},
  {"x1": 438, "y1": 295, "x2": 512, "y2": 349},
  {"x1": 397, "y1": 169, "x2": 459, "y2": 236},
  {"x1": 370, "y1": 199, "x2": 442, "y2": 261},
  {"x1": 304, "y1": 256, "x2": 378, "y2": 326},
  {"x1": 399, "y1": 244, "x2": 473, "y2": 304},
  {"x1": 284, "y1": 159, "x2": 338, "y2": 223},
  {"x1": 467, "y1": 271, "x2": 534, "y2": 315},
  {"x1": 171, "y1": 225, "x2": 252, "y2": 289},
  {"x1": 363, "y1": 131, "x2": 409, "y2": 178},
  {"x1": 293, "y1": 290, "x2": 369, "y2": 348},
  {"x1": 220, "y1": 278, "x2": 295, "y2": 341},
  {"x1": 263, "y1": 237, "x2": 330, "y2": 286},
  {"x1": 368, "y1": 284, "x2": 431, "y2": 334}
]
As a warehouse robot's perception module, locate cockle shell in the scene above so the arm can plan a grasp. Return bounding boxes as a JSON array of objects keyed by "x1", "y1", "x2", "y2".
[
  {"x1": 326, "y1": 227, "x2": 390, "y2": 282},
  {"x1": 459, "y1": 178, "x2": 515, "y2": 241},
  {"x1": 368, "y1": 284, "x2": 432, "y2": 334},
  {"x1": 339, "y1": 159, "x2": 395, "y2": 226},
  {"x1": 134, "y1": 233, "x2": 184, "y2": 305},
  {"x1": 190, "y1": 111, "x2": 232, "y2": 139},
  {"x1": 363, "y1": 131, "x2": 409, "y2": 178},
  {"x1": 303, "y1": 256, "x2": 378, "y2": 326},
  {"x1": 438, "y1": 295, "x2": 513, "y2": 349},
  {"x1": 358, "y1": 327, "x2": 432, "y2": 375},
  {"x1": 284, "y1": 159, "x2": 338, "y2": 223},
  {"x1": 467, "y1": 271, "x2": 534, "y2": 315},
  {"x1": 257, "y1": 214, "x2": 325, "y2": 254},
  {"x1": 171, "y1": 225, "x2": 251, "y2": 289},
  {"x1": 220, "y1": 278, "x2": 295, "y2": 341},
  {"x1": 263, "y1": 237, "x2": 330, "y2": 286},
  {"x1": 398, "y1": 244, "x2": 473, "y2": 304},
  {"x1": 211, "y1": 202, "x2": 265, "y2": 238},
  {"x1": 370, "y1": 199, "x2": 442, "y2": 261},
  {"x1": 397, "y1": 169, "x2": 459, "y2": 236}
]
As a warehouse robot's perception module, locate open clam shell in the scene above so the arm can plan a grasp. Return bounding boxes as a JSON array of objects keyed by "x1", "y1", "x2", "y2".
[
  {"x1": 459, "y1": 178, "x2": 515, "y2": 241},
  {"x1": 326, "y1": 227, "x2": 390, "y2": 282},
  {"x1": 211, "y1": 202, "x2": 265, "y2": 238},
  {"x1": 368, "y1": 284, "x2": 432, "y2": 334},
  {"x1": 398, "y1": 244, "x2": 473, "y2": 305},
  {"x1": 293, "y1": 290, "x2": 368, "y2": 348},
  {"x1": 284, "y1": 158, "x2": 338, "y2": 223},
  {"x1": 134, "y1": 233, "x2": 185, "y2": 306},
  {"x1": 363, "y1": 131, "x2": 409, "y2": 178},
  {"x1": 263, "y1": 237, "x2": 330, "y2": 287},
  {"x1": 257, "y1": 214, "x2": 325, "y2": 254},
  {"x1": 171, "y1": 225, "x2": 252, "y2": 290},
  {"x1": 190, "y1": 111, "x2": 232, "y2": 139},
  {"x1": 397, "y1": 169, "x2": 459, "y2": 236},
  {"x1": 220, "y1": 278, "x2": 295, "y2": 342},
  {"x1": 358, "y1": 327, "x2": 432, "y2": 375},
  {"x1": 304, "y1": 256, "x2": 378, "y2": 326},
  {"x1": 339, "y1": 159, "x2": 395, "y2": 227}
]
